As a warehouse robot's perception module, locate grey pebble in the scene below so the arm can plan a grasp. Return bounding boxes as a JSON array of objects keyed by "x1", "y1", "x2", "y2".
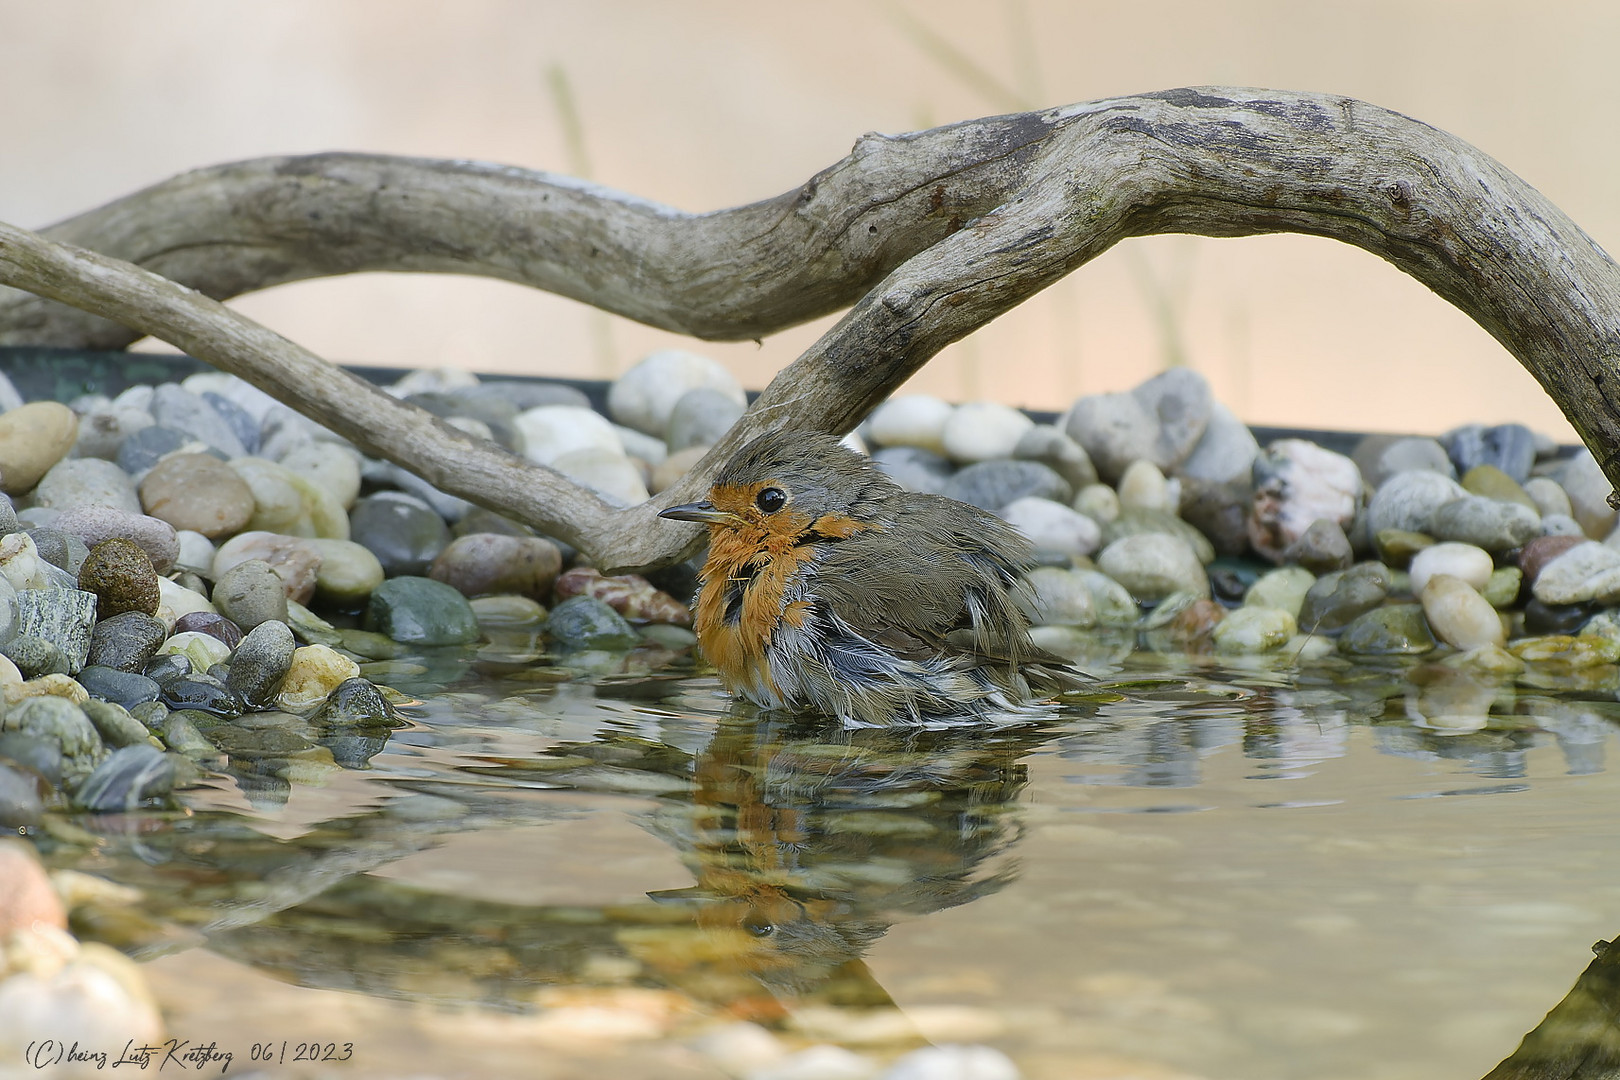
[
  {"x1": 76, "y1": 666, "x2": 163, "y2": 711},
  {"x1": 349, "y1": 492, "x2": 452, "y2": 577},
  {"x1": 226, "y1": 620, "x2": 297, "y2": 708},
  {"x1": 213, "y1": 559, "x2": 290, "y2": 630},
  {"x1": 15, "y1": 588, "x2": 98, "y2": 673},
  {"x1": 31, "y1": 458, "x2": 142, "y2": 513},
  {"x1": 942, "y1": 459, "x2": 1072, "y2": 512},
  {"x1": 87, "y1": 611, "x2": 169, "y2": 673},
  {"x1": 73, "y1": 745, "x2": 175, "y2": 812},
  {"x1": 151, "y1": 384, "x2": 247, "y2": 458}
]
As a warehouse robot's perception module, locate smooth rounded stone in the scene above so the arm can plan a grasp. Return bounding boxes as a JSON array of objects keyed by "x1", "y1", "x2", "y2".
[
  {"x1": 650, "y1": 444, "x2": 711, "y2": 495},
  {"x1": 143, "y1": 653, "x2": 192, "y2": 687},
  {"x1": 1351, "y1": 434, "x2": 1456, "y2": 490},
  {"x1": 1482, "y1": 566, "x2": 1524, "y2": 609},
  {"x1": 1212, "y1": 605, "x2": 1296, "y2": 654},
  {"x1": 0, "y1": 401, "x2": 78, "y2": 494},
  {"x1": 52, "y1": 505, "x2": 179, "y2": 574},
  {"x1": 1069, "y1": 568, "x2": 1140, "y2": 626},
  {"x1": 138, "y1": 452, "x2": 256, "y2": 538},
  {"x1": 1284, "y1": 518, "x2": 1354, "y2": 575},
  {"x1": 1531, "y1": 541, "x2": 1620, "y2": 606},
  {"x1": 74, "y1": 667, "x2": 162, "y2": 711},
  {"x1": 939, "y1": 400, "x2": 1034, "y2": 464},
  {"x1": 228, "y1": 456, "x2": 311, "y2": 534},
  {"x1": 275, "y1": 645, "x2": 362, "y2": 712},
  {"x1": 1010, "y1": 424, "x2": 1097, "y2": 491},
  {"x1": 200, "y1": 390, "x2": 260, "y2": 454},
  {"x1": 1524, "y1": 598, "x2": 1598, "y2": 636},
  {"x1": 2, "y1": 636, "x2": 71, "y2": 678},
  {"x1": 349, "y1": 492, "x2": 451, "y2": 578},
  {"x1": 159, "y1": 673, "x2": 244, "y2": 717},
  {"x1": 301, "y1": 538, "x2": 385, "y2": 604},
  {"x1": 0, "y1": 496, "x2": 17, "y2": 537},
  {"x1": 1017, "y1": 567, "x2": 1097, "y2": 627},
  {"x1": 1177, "y1": 401, "x2": 1258, "y2": 485},
  {"x1": 1116, "y1": 460, "x2": 1174, "y2": 513},
  {"x1": 1337, "y1": 604, "x2": 1437, "y2": 655},
  {"x1": 31, "y1": 458, "x2": 142, "y2": 513},
  {"x1": 1372, "y1": 528, "x2": 1433, "y2": 569},
  {"x1": 211, "y1": 559, "x2": 290, "y2": 630},
  {"x1": 1442, "y1": 422, "x2": 1537, "y2": 482},
  {"x1": 312, "y1": 677, "x2": 396, "y2": 727},
  {"x1": 114, "y1": 424, "x2": 194, "y2": 475},
  {"x1": 550, "y1": 447, "x2": 651, "y2": 506},
  {"x1": 999, "y1": 497, "x2": 1100, "y2": 560},
  {"x1": 0, "y1": 531, "x2": 48, "y2": 590},
  {"x1": 1519, "y1": 534, "x2": 1588, "y2": 586},
  {"x1": 613, "y1": 424, "x2": 668, "y2": 468},
  {"x1": 941, "y1": 459, "x2": 1071, "y2": 512},
  {"x1": 72, "y1": 744, "x2": 175, "y2": 812},
  {"x1": 130, "y1": 700, "x2": 169, "y2": 732},
  {"x1": 1072, "y1": 483, "x2": 1120, "y2": 524},
  {"x1": 0, "y1": 728, "x2": 60, "y2": 787},
  {"x1": 867, "y1": 395, "x2": 954, "y2": 455},
  {"x1": 516, "y1": 404, "x2": 625, "y2": 466},
  {"x1": 15, "y1": 588, "x2": 97, "y2": 672},
  {"x1": 5, "y1": 695, "x2": 101, "y2": 756},
  {"x1": 213, "y1": 532, "x2": 320, "y2": 605},
  {"x1": 428, "y1": 533, "x2": 563, "y2": 600},
  {"x1": 72, "y1": 405, "x2": 154, "y2": 461},
  {"x1": 0, "y1": 757, "x2": 47, "y2": 827},
  {"x1": 664, "y1": 387, "x2": 745, "y2": 453},
  {"x1": 157, "y1": 631, "x2": 234, "y2": 678},
  {"x1": 546, "y1": 595, "x2": 640, "y2": 650},
  {"x1": 0, "y1": 579, "x2": 18, "y2": 647},
  {"x1": 1408, "y1": 542, "x2": 1495, "y2": 594},
  {"x1": 1420, "y1": 574, "x2": 1506, "y2": 650},
  {"x1": 1101, "y1": 508, "x2": 1216, "y2": 565},
  {"x1": 608, "y1": 350, "x2": 746, "y2": 437},
  {"x1": 871, "y1": 446, "x2": 953, "y2": 495},
  {"x1": 1133, "y1": 367, "x2": 1214, "y2": 469},
  {"x1": 155, "y1": 577, "x2": 215, "y2": 627},
  {"x1": 1511, "y1": 634, "x2": 1620, "y2": 668},
  {"x1": 1365, "y1": 469, "x2": 1469, "y2": 538},
  {"x1": 1176, "y1": 477, "x2": 1251, "y2": 558},
  {"x1": 226, "y1": 620, "x2": 297, "y2": 707},
  {"x1": 1439, "y1": 643, "x2": 1524, "y2": 675},
  {"x1": 151, "y1": 383, "x2": 248, "y2": 457},
  {"x1": 182, "y1": 371, "x2": 281, "y2": 422},
  {"x1": 1541, "y1": 513, "x2": 1586, "y2": 538},
  {"x1": 278, "y1": 442, "x2": 362, "y2": 510},
  {"x1": 1557, "y1": 450, "x2": 1617, "y2": 538},
  {"x1": 77, "y1": 538, "x2": 161, "y2": 620},
  {"x1": 1523, "y1": 476, "x2": 1575, "y2": 521},
  {"x1": 167, "y1": 532, "x2": 213, "y2": 578},
  {"x1": 469, "y1": 594, "x2": 548, "y2": 628},
  {"x1": 365, "y1": 576, "x2": 480, "y2": 645},
  {"x1": 1429, "y1": 495, "x2": 1540, "y2": 551},
  {"x1": 1460, "y1": 463, "x2": 1538, "y2": 512},
  {"x1": 1244, "y1": 566, "x2": 1316, "y2": 618},
  {"x1": 28, "y1": 528, "x2": 88, "y2": 577},
  {"x1": 1062, "y1": 391, "x2": 1156, "y2": 483},
  {"x1": 1248, "y1": 439, "x2": 1362, "y2": 563},
  {"x1": 1297, "y1": 563, "x2": 1393, "y2": 634},
  {"x1": 553, "y1": 567, "x2": 691, "y2": 624},
  {"x1": 1096, "y1": 533, "x2": 1209, "y2": 602},
  {"x1": 361, "y1": 461, "x2": 471, "y2": 523}
]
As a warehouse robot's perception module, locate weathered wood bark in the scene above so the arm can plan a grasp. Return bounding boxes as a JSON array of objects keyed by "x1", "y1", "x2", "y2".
[{"x1": 3, "y1": 86, "x2": 1619, "y2": 572}]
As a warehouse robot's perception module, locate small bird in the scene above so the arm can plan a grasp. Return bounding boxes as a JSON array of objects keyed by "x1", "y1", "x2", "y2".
[{"x1": 659, "y1": 430, "x2": 1094, "y2": 726}]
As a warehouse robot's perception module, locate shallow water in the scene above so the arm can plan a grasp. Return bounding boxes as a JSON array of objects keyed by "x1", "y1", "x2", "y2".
[{"x1": 32, "y1": 644, "x2": 1620, "y2": 1080}]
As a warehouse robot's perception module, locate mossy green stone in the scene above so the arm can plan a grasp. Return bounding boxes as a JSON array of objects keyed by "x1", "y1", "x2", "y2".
[
  {"x1": 547, "y1": 596, "x2": 640, "y2": 651},
  {"x1": 1460, "y1": 464, "x2": 1539, "y2": 511},
  {"x1": 365, "y1": 576, "x2": 480, "y2": 646},
  {"x1": 1337, "y1": 604, "x2": 1437, "y2": 655},
  {"x1": 1374, "y1": 529, "x2": 1435, "y2": 569}
]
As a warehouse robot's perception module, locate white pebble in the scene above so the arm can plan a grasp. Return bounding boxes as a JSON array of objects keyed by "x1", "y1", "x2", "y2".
[
  {"x1": 1116, "y1": 459, "x2": 1173, "y2": 512},
  {"x1": 1000, "y1": 497, "x2": 1101, "y2": 558},
  {"x1": 940, "y1": 401, "x2": 1034, "y2": 463},
  {"x1": 1073, "y1": 483, "x2": 1120, "y2": 523},
  {"x1": 608, "y1": 350, "x2": 745, "y2": 437},
  {"x1": 867, "y1": 395, "x2": 955, "y2": 455},
  {"x1": 550, "y1": 448, "x2": 650, "y2": 506},
  {"x1": 515, "y1": 405, "x2": 624, "y2": 466},
  {"x1": 1408, "y1": 542, "x2": 1493, "y2": 594},
  {"x1": 1420, "y1": 574, "x2": 1505, "y2": 650},
  {"x1": 0, "y1": 532, "x2": 48, "y2": 591},
  {"x1": 1523, "y1": 476, "x2": 1574, "y2": 520},
  {"x1": 1244, "y1": 566, "x2": 1316, "y2": 618},
  {"x1": 1212, "y1": 605, "x2": 1296, "y2": 653}
]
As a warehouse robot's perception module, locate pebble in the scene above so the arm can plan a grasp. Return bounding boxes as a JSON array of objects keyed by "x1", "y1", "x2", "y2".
[
  {"x1": 1010, "y1": 424, "x2": 1097, "y2": 491},
  {"x1": 999, "y1": 497, "x2": 1101, "y2": 561},
  {"x1": 114, "y1": 424, "x2": 193, "y2": 475},
  {"x1": 665, "y1": 387, "x2": 745, "y2": 452},
  {"x1": 365, "y1": 576, "x2": 481, "y2": 645},
  {"x1": 1096, "y1": 533, "x2": 1209, "y2": 601},
  {"x1": 1420, "y1": 574, "x2": 1506, "y2": 649},
  {"x1": 1523, "y1": 476, "x2": 1574, "y2": 520},
  {"x1": 1542, "y1": 513, "x2": 1586, "y2": 538},
  {"x1": 940, "y1": 400, "x2": 1033, "y2": 463},
  {"x1": 550, "y1": 446, "x2": 651, "y2": 506},
  {"x1": 0, "y1": 401, "x2": 78, "y2": 494},
  {"x1": 942, "y1": 459, "x2": 1071, "y2": 512},
  {"x1": 155, "y1": 577, "x2": 216, "y2": 625},
  {"x1": 650, "y1": 444, "x2": 711, "y2": 494},
  {"x1": 15, "y1": 589, "x2": 97, "y2": 673},
  {"x1": 1072, "y1": 483, "x2": 1120, "y2": 523},
  {"x1": 313, "y1": 677, "x2": 397, "y2": 727},
  {"x1": 1244, "y1": 566, "x2": 1316, "y2": 618},
  {"x1": 348, "y1": 492, "x2": 450, "y2": 577},
  {"x1": 228, "y1": 456, "x2": 313, "y2": 535},
  {"x1": 880, "y1": 1045, "x2": 1019, "y2": 1080},
  {"x1": 72, "y1": 404, "x2": 153, "y2": 460},
  {"x1": 614, "y1": 424, "x2": 668, "y2": 467},
  {"x1": 138, "y1": 452, "x2": 256, "y2": 538},
  {"x1": 225, "y1": 620, "x2": 297, "y2": 707},
  {"x1": 279, "y1": 442, "x2": 362, "y2": 509},
  {"x1": 1482, "y1": 566, "x2": 1523, "y2": 608},
  {"x1": 872, "y1": 446, "x2": 953, "y2": 495},
  {"x1": 547, "y1": 596, "x2": 641, "y2": 650},
  {"x1": 78, "y1": 538, "x2": 160, "y2": 619},
  {"x1": 274, "y1": 645, "x2": 362, "y2": 712},
  {"x1": 31, "y1": 458, "x2": 142, "y2": 513},
  {"x1": 150, "y1": 383, "x2": 247, "y2": 457},
  {"x1": 1365, "y1": 469, "x2": 1469, "y2": 537},
  {"x1": 157, "y1": 631, "x2": 233, "y2": 676},
  {"x1": 200, "y1": 390, "x2": 260, "y2": 454},
  {"x1": 1352, "y1": 434, "x2": 1456, "y2": 488},
  {"x1": 52, "y1": 506, "x2": 179, "y2": 573},
  {"x1": 303, "y1": 538, "x2": 385, "y2": 604},
  {"x1": 1116, "y1": 460, "x2": 1175, "y2": 513},
  {"x1": 1072, "y1": 567, "x2": 1141, "y2": 625},
  {"x1": 1062, "y1": 390, "x2": 1155, "y2": 482},
  {"x1": 85, "y1": 611, "x2": 167, "y2": 672},
  {"x1": 1178, "y1": 401, "x2": 1259, "y2": 485},
  {"x1": 1373, "y1": 528, "x2": 1434, "y2": 569},
  {"x1": 607, "y1": 350, "x2": 746, "y2": 437},
  {"x1": 6, "y1": 695, "x2": 101, "y2": 758},
  {"x1": 1519, "y1": 534, "x2": 1588, "y2": 586},
  {"x1": 512, "y1": 404, "x2": 624, "y2": 467},
  {"x1": 1408, "y1": 542, "x2": 1494, "y2": 594},
  {"x1": 553, "y1": 567, "x2": 692, "y2": 624},
  {"x1": 1556, "y1": 451, "x2": 1616, "y2": 538},
  {"x1": 1442, "y1": 422, "x2": 1537, "y2": 482},
  {"x1": 1337, "y1": 603, "x2": 1438, "y2": 655},
  {"x1": 12, "y1": 673, "x2": 91, "y2": 707},
  {"x1": 1101, "y1": 508, "x2": 1215, "y2": 565},
  {"x1": 1459, "y1": 463, "x2": 1539, "y2": 511},
  {"x1": 429, "y1": 533, "x2": 563, "y2": 600},
  {"x1": 1285, "y1": 518, "x2": 1354, "y2": 574},
  {"x1": 0, "y1": 531, "x2": 49, "y2": 590},
  {"x1": 866, "y1": 395, "x2": 954, "y2": 455},
  {"x1": 1248, "y1": 439, "x2": 1361, "y2": 563},
  {"x1": 211, "y1": 559, "x2": 290, "y2": 629},
  {"x1": 75, "y1": 667, "x2": 162, "y2": 711},
  {"x1": 1531, "y1": 541, "x2": 1620, "y2": 606},
  {"x1": 159, "y1": 673, "x2": 244, "y2": 717},
  {"x1": 1213, "y1": 605, "x2": 1297, "y2": 653},
  {"x1": 1429, "y1": 495, "x2": 1539, "y2": 551},
  {"x1": 3, "y1": 636, "x2": 71, "y2": 679},
  {"x1": 1019, "y1": 567, "x2": 1097, "y2": 626}
]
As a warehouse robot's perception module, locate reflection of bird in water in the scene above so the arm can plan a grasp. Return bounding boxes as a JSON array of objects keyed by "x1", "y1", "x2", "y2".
[
  {"x1": 628, "y1": 714, "x2": 1055, "y2": 1017},
  {"x1": 660, "y1": 431, "x2": 1094, "y2": 726}
]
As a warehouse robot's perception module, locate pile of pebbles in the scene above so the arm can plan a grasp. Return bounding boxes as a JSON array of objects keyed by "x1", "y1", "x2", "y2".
[{"x1": 0, "y1": 347, "x2": 1614, "y2": 823}]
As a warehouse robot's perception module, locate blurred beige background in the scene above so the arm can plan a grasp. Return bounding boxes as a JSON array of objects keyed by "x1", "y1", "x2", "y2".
[{"x1": 2, "y1": 0, "x2": 1615, "y2": 441}]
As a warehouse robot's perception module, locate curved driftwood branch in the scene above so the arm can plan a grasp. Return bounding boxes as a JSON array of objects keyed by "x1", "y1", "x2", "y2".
[{"x1": 3, "y1": 86, "x2": 1620, "y2": 570}]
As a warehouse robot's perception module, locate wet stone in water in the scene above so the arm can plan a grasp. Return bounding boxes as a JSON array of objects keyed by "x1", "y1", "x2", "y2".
[
  {"x1": 159, "y1": 674, "x2": 244, "y2": 718},
  {"x1": 366, "y1": 576, "x2": 480, "y2": 645},
  {"x1": 1337, "y1": 604, "x2": 1438, "y2": 655},
  {"x1": 276, "y1": 645, "x2": 362, "y2": 712},
  {"x1": 1297, "y1": 564, "x2": 1392, "y2": 634},
  {"x1": 349, "y1": 492, "x2": 451, "y2": 578},
  {"x1": 1523, "y1": 599, "x2": 1599, "y2": 636},
  {"x1": 142, "y1": 653, "x2": 192, "y2": 687},
  {"x1": 72, "y1": 743, "x2": 176, "y2": 812},
  {"x1": 76, "y1": 666, "x2": 162, "y2": 711},
  {"x1": 0, "y1": 757, "x2": 48, "y2": 827},
  {"x1": 226, "y1": 619, "x2": 297, "y2": 708},
  {"x1": 172, "y1": 611, "x2": 244, "y2": 650},
  {"x1": 314, "y1": 677, "x2": 399, "y2": 727},
  {"x1": 0, "y1": 731, "x2": 62, "y2": 787},
  {"x1": 547, "y1": 596, "x2": 640, "y2": 651}
]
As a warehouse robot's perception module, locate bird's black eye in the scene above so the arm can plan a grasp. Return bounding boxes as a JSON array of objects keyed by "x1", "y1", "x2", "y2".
[{"x1": 755, "y1": 486, "x2": 787, "y2": 513}]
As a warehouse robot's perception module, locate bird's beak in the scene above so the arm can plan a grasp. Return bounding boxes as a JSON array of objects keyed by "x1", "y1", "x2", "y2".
[{"x1": 658, "y1": 500, "x2": 734, "y2": 525}]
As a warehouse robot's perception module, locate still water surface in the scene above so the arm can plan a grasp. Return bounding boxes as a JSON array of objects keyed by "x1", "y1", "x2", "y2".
[{"x1": 39, "y1": 642, "x2": 1620, "y2": 1080}]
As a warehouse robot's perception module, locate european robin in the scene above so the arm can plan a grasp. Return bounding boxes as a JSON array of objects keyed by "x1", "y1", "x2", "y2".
[{"x1": 659, "y1": 430, "x2": 1093, "y2": 726}]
